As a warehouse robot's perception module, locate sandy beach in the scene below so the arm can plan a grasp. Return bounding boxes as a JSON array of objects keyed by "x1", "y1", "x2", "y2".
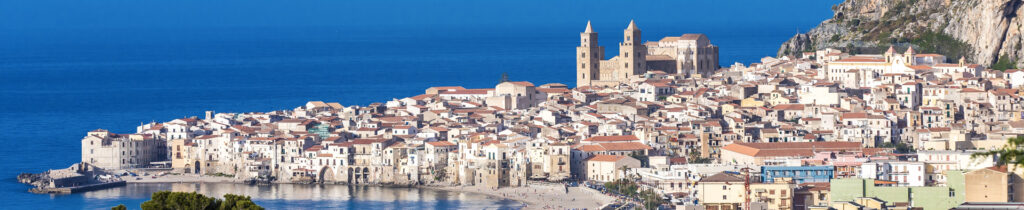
[
  {"x1": 437, "y1": 183, "x2": 616, "y2": 209},
  {"x1": 125, "y1": 174, "x2": 241, "y2": 183}
]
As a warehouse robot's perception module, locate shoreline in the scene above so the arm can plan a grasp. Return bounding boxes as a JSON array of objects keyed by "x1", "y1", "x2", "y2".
[
  {"x1": 125, "y1": 174, "x2": 614, "y2": 209},
  {"x1": 430, "y1": 183, "x2": 616, "y2": 209}
]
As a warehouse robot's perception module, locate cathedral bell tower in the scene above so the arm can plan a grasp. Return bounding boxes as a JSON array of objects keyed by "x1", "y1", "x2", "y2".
[
  {"x1": 577, "y1": 21, "x2": 603, "y2": 87},
  {"x1": 619, "y1": 20, "x2": 646, "y2": 79}
]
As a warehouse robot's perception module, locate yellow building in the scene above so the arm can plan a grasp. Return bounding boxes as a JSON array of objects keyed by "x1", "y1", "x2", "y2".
[
  {"x1": 169, "y1": 138, "x2": 197, "y2": 173},
  {"x1": 741, "y1": 97, "x2": 765, "y2": 108},
  {"x1": 697, "y1": 172, "x2": 796, "y2": 210},
  {"x1": 964, "y1": 166, "x2": 1024, "y2": 202}
]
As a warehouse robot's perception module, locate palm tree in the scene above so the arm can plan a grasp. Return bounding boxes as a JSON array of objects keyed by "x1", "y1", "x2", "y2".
[
  {"x1": 620, "y1": 165, "x2": 630, "y2": 181},
  {"x1": 972, "y1": 136, "x2": 1024, "y2": 167}
]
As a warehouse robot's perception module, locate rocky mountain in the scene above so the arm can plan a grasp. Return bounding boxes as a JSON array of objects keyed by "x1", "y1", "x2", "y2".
[{"x1": 778, "y1": 0, "x2": 1024, "y2": 68}]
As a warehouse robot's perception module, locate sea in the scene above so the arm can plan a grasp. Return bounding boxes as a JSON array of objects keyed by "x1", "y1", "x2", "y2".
[{"x1": 0, "y1": 2, "x2": 839, "y2": 209}]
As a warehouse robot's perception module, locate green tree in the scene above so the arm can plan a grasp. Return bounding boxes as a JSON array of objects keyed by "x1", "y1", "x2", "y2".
[
  {"x1": 630, "y1": 153, "x2": 649, "y2": 167},
  {"x1": 115, "y1": 191, "x2": 264, "y2": 210},
  {"x1": 141, "y1": 191, "x2": 220, "y2": 210},
  {"x1": 688, "y1": 150, "x2": 712, "y2": 163},
  {"x1": 220, "y1": 194, "x2": 263, "y2": 210},
  {"x1": 499, "y1": 72, "x2": 510, "y2": 83},
  {"x1": 112, "y1": 204, "x2": 127, "y2": 210},
  {"x1": 639, "y1": 189, "x2": 665, "y2": 210},
  {"x1": 992, "y1": 54, "x2": 1018, "y2": 71},
  {"x1": 972, "y1": 136, "x2": 1024, "y2": 167},
  {"x1": 878, "y1": 142, "x2": 915, "y2": 153}
]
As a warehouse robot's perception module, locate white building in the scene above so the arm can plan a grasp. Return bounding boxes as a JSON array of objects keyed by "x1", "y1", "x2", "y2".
[
  {"x1": 81, "y1": 129, "x2": 165, "y2": 170},
  {"x1": 860, "y1": 161, "x2": 925, "y2": 186}
]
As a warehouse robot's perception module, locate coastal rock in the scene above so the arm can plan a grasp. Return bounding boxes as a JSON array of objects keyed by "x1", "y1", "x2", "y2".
[
  {"x1": 17, "y1": 172, "x2": 48, "y2": 188},
  {"x1": 18, "y1": 162, "x2": 121, "y2": 192},
  {"x1": 779, "y1": 0, "x2": 1024, "y2": 67}
]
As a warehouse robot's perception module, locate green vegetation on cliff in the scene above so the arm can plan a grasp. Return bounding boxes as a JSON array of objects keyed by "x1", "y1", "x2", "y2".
[
  {"x1": 993, "y1": 54, "x2": 1018, "y2": 70},
  {"x1": 907, "y1": 30, "x2": 972, "y2": 61},
  {"x1": 781, "y1": 0, "x2": 996, "y2": 64}
]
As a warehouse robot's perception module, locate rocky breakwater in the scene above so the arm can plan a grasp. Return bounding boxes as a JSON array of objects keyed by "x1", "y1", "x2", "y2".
[
  {"x1": 779, "y1": 0, "x2": 1024, "y2": 68},
  {"x1": 18, "y1": 162, "x2": 125, "y2": 194}
]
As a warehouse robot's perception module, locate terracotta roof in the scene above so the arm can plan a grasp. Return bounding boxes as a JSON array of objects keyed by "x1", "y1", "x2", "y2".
[
  {"x1": 961, "y1": 88, "x2": 984, "y2": 93},
  {"x1": 596, "y1": 142, "x2": 653, "y2": 151},
  {"x1": 441, "y1": 89, "x2": 492, "y2": 95},
  {"x1": 834, "y1": 56, "x2": 885, "y2": 63},
  {"x1": 585, "y1": 154, "x2": 628, "y2": 162},
  {"x1": 774, "y1": 104, "x2": 805, "y2": 111},
  {"x1": 538, "y1": 87, "x2": 570, "y2": 94},
  {"x1": 701, "y1": 172, "x2": 745, "y2": 182},
  {"x1": 582, "y1": 135, "x2": 640, "y2": 142},
  {"x1": 722, "y1": 142, "x2": 863, "y2": 157},
  {"x1": 426, "y1": 141, "x2": 456, "y2": 147},
  {"x1": 577, "y1": 145, "x2": 605, "y2": 152},
  {"x1": 799, "y1": 182, "x2": 831, "y2": 191},
  {"x1": 409, "y1": 94, "x2": 435, "y2": 100},
  {"x1": 986, "y1": 165, "x2": 1009, "y2": 173},
  {"x1": 507, "y1": 81, "x2": 535, "y2": 87}
]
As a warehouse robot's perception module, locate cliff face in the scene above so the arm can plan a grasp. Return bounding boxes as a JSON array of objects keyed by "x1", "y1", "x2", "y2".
[{"x1": 779, "y1": 0, "x2": 1024, "y2": 67}]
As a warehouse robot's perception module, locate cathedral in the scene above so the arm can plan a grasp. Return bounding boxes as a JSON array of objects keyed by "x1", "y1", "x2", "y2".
[{"x1": 576, "y1": 20, "x2": 720, "y2": 87}]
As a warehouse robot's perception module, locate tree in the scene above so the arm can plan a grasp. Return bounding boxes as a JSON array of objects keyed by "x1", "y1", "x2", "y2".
[
  {"x1": 220, "y1": 194, "x2": 263, "y2": 210},
  {"x1": 112, "y1": 205, "x2": 127, "y2": 210},
  {"x1": 992, "y1": 54, "x2": 1018, "y2": 71},
  {"x1": 878, "y1": 142, "x2": 915, "y2": 153},
  {"x1": 972, "y1": 136, "x2": 1024, "y2": 167},
  {"x1": 630, "y1": 153, "x2": 649, "y2": 167},
  {"x1": 620, "y1": 165, "x2": 631, "y2": 181},
  {"x1": 688, "y1": 150, "x2": 712, "y2": 163},
  {"x1": 639, "y1": 189, "x2": 665, "y2": 210},
  {"x1": 499, "y1": 72, "x2": 510, "y2": 83},
  {"x1": 141, "y1": 191, "x2": 219, "y2": 210},
  {"x1": 116, "y1": 191, "x2": 264, "y2": 210}
]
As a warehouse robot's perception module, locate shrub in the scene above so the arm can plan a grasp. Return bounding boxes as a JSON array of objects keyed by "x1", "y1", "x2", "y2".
[
  {"x1": 992, "y1": 54, "x2": 1017, "y2": 71},
  {"x1": 113, "y1": 191, "x2": 264, "y2": 210}
]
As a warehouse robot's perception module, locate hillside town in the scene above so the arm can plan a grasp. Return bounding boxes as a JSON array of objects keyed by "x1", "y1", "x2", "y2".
[{"x1": 71, "y1": 21, "x2": 1024, "y2": 210}]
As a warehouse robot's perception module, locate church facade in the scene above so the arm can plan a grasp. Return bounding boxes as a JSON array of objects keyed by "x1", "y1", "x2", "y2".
[{"x1": 576, "y1": 21, "x2": 720, "y2": 87}]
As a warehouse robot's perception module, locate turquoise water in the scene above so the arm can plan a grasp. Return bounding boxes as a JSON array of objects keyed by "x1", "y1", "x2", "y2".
[{"x1": 0, "y1": 1, "x2": 841, "y2": 208}]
